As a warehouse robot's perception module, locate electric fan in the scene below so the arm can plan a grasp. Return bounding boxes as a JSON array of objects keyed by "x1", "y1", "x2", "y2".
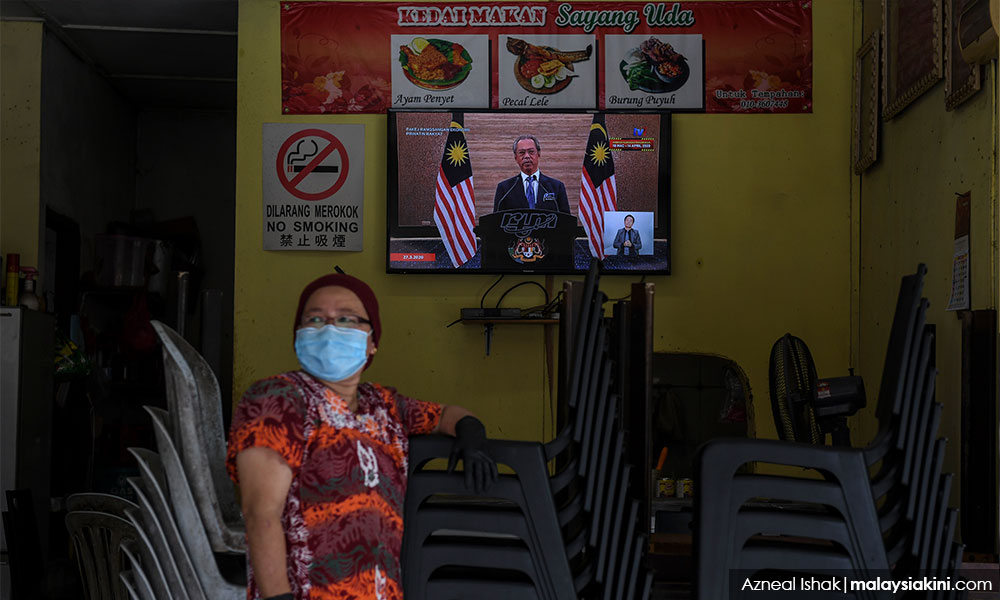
[{"x1": 769, "y1": 333, "x2": 867, "y2": 446}]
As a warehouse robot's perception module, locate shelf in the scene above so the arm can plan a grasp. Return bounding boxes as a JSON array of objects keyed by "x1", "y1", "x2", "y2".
[{"x1": 460, "y1": 318, "x2": 559, "y2": 325}]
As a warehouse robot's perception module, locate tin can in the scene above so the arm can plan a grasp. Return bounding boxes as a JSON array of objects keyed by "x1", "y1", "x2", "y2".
[
  {"x1": 677, "y1": 478, "x2": 693, "y2": 498},
  {"x1": 659, "y1": 478, "x2": 675, "y2": 498}
]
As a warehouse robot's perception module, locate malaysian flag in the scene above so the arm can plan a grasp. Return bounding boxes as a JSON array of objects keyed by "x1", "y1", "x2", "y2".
[
  {"x1": 579, "y1": 113, "x2": 617, "y2": 259},
  {"x1": 434, "y1": 113, "x2": 477, "y2": 267}
]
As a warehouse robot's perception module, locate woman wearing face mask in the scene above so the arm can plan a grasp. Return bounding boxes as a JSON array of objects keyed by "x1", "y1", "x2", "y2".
[{"x1": 226, "y1": 273, "x2": 496, "y2": 600}]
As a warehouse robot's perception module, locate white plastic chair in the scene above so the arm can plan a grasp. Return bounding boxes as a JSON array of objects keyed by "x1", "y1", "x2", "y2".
[{"x1": 65, "y1": 510, "x2": 137, "y2": 600}]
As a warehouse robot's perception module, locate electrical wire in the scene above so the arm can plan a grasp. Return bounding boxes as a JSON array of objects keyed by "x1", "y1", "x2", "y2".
[
  {"x1": 522, "y1": 289, "x2": 565, "y2": 316},
  {"x1": 480, "y1": 275, "x2": 505, "y2": 309},
  {"x1": 605, "y1": 274, "x2": 646, "y2": 302},
  {"x1": 495, "y1": 280, "x2": 549, "y2": 309}
]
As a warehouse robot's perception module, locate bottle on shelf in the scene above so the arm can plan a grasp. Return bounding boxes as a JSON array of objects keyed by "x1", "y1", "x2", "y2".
[{"x1": 19, "y1": 267, "x2": 40, "y2": 310}]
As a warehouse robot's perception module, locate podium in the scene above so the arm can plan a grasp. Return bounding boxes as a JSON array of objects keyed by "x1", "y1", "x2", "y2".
[{"x1": 477, "y1": 209, "x2": 578, "y2": 272}]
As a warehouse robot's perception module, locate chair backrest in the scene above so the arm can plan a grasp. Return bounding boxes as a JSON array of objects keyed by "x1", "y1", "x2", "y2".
[
  {"x1": 873, "y1": 264, "x2": 926, "y2": 433},
  {"x1": 150, "y1": 321, "x2": 244, "y2": 551},
  {"x1": 67, "y1": 493, "x2": 139, "y2": 519},
  {"x1": 567, "y1": 259, "x2": 602, "y2": 410},
  {"x1": 65, "y1": 510, "x2": 138, "y2": 600},
  {"x1": 119, "y1": 570, "x2": 142, "y2": 600},
  {"x1": 145, "y1": 406, "x2": 245, "y2": 600},
  {"x1": 126, "y1": 476, "x2": 195, "y2": 600},
  {"x1": 120, "y1": 539, "x2": 157, "y2": 600},
  {"x1": 864, "y1": 275, "x2": 929, "y2": 485},
  {"x1": 123, "y1": 506, "x2": 173, "y2": 600},
  {"x1": 126, "y1": 452, "x2": 205, "y2": 600},
  {"x1": 144, "y1": 406, "x2": 217, "y2": 564}
]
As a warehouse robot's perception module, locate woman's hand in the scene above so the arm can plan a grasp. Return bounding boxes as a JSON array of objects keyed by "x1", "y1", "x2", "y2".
[
  {"x1": 447, "y1": 415, "x2": 498, "y2": 494},
  {"x1": 435, "y1": 406, "x2": 498, "y2": 494}
]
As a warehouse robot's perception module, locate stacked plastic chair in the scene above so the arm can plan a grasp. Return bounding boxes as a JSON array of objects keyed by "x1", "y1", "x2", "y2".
[
  {"x1": 113, "y1": 321, "x2": 247, "y2": 600},
  {"x1": 401, "y1": 260, "x2": 654, "y2": 600},
  {"x1": 695, "y1": 265, "x2": 968, "y2": 599},
  {"x1": 152, "y1": 320, "x2": 245, "y2": 554},
  {"x1": 64, "y1": 492, "x2": 148, "y2": 600}
]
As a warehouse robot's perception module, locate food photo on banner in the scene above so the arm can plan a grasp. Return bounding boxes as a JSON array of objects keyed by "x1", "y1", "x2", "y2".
[
  {"x1": 391, "y1": 34, "x2": 491, "y2": 108},
  {"x1": 497, "y1": 34, "x2": 597, "y2": 108},
  {"x1": 604, "y1": 34, "x2": 704, "y2": 110},
  {"x1": 279, "y1": 0, "x2": 812, "y2": 114}
]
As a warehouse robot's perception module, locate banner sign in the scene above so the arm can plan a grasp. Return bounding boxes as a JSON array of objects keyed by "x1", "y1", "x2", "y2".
[
  {"x1": 280, "y1": 0, "x2": 812, "y2": 114},
  {"x1": 262, "y1": 123, "x2": 365, "y2": 251}
]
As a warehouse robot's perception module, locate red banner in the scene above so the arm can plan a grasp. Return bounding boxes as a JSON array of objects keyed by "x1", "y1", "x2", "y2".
[{"x1": 281, "y1": 1, "x2": 812, "y2": 114}]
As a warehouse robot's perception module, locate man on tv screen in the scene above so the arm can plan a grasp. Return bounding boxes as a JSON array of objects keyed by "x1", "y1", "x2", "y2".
[
  {"x1": 613, "y1": 214, "x2": 642, "y2": 256},
  {"x1": 492, "y1": 135, "x2": 570, "y2": 214}
]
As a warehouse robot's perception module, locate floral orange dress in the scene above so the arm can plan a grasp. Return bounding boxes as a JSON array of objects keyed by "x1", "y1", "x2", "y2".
[{"x1": 226, "y1": 371, "x2": 443, "y2": 600}]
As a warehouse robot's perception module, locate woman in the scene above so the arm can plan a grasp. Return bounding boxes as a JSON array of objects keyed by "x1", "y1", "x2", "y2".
[{"x1": 226, "y1": 273, "x2": 496, "y2": 600}]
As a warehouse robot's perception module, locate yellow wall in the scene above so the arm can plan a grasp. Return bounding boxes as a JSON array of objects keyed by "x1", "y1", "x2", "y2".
[
  {"x1": 854, "y1": 2, "x2": 999, "y2": 529},
  {"x1": 0, "y1": 21, "x2": 43, "y2": 272},
  {"x1": 234, "y1": 0, "x2": 856, "y2": 443}
]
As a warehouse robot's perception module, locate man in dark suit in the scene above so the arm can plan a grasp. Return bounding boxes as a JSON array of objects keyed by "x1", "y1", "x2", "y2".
[
  {"x1": 612, "y1": 214, "x2": 642, "y2": 256},
  {"x1": 492, "y1": 135, "x2": 570, "y2": 213}
]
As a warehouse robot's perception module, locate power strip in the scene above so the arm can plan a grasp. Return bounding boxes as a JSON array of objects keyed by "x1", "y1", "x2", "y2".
[{"x1": 461, "y1": 308, "x2": 522, "y2": 320}]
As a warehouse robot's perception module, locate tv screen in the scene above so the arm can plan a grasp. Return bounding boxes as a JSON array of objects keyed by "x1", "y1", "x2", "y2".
[{"x1": 387, "y1": 110, "x2": 670, "y2": 274}]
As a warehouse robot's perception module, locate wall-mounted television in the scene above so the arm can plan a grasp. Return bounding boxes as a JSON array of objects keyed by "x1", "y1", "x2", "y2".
[{"x1": 387, "y1": 109, "x2": 671, "y2": 275}]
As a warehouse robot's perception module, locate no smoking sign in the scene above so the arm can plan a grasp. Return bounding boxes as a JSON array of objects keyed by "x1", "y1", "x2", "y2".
[
  {"x1": 262, "y1": 123, "x2": 364, "y2": 251},
  {"x1": 276, "y1": 129, "x2": 349, "y2": 201}
]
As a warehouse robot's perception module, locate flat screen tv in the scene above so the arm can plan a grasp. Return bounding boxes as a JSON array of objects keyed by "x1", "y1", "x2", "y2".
[{"x1": 387, "y1": 109, "x2": 670, "y2": 274}]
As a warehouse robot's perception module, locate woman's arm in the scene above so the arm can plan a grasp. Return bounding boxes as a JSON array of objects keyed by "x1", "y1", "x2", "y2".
[
  {"x1": 434, "y1": 404, "x2": 474, "y2": 436},
  {"x1": 237, "y1": 447, "x2": 295, "y2": 597}
]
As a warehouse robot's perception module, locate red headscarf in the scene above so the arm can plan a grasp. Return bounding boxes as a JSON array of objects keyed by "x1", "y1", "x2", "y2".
[{"x1": 292, "y1": 273, "x2": 381, "y2": 370}]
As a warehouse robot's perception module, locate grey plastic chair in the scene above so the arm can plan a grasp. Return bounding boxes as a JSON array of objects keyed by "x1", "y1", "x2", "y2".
[
  {"x1": 127, "y1": 450, "x2": 206, "y2": 600},
  {"x1": 67, "y1": 493, "x2": 139, "y2": 518},
  {"x1": 146, "y1": 405, "x2": 245, "y2": 600},
  {"x1": 120, "y1": 570, "x2": 141, "y2": 600},
  {"x1": 65, "y1": 510, "x2": 138, "y2": 600},
  {"x1": 122, "y1": 506, "x2": 173, "y2": 600},
  {"x1": 120, "y1": 540, "x2": 157, "y2": 600},
  {"x1": 151, "y1": 320, "x2": 246, "y2": 554},
  {"x1": 125, "y1": 476, "x2": 196, "y2": 600}
]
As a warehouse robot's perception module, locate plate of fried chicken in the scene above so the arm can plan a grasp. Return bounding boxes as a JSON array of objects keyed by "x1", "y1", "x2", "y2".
[{"x1": 399, "y1": 38, "x2": 473, "y2": 91}]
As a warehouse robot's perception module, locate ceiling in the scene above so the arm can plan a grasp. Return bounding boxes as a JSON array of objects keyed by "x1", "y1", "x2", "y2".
[{"x1": 1, "y1": 0, "x2": 238, "y2": 110}]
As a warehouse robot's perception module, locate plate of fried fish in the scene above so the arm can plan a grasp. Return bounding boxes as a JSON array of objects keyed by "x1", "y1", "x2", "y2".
[
  {"x1": 398, "y1": 38, "x2": 473, "y2": 91},
  {"x1": 507, "y1": 37, "x2": 592, "y2": 95}
]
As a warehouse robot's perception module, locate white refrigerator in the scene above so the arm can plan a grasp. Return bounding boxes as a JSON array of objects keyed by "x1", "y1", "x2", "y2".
[{"x1": 0, "y1": 307, "x2": 55, "y2": 596}]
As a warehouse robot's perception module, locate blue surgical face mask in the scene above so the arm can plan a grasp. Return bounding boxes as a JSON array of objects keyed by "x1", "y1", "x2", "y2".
[{"x1": 294, "y1": 325, "x2": 371, "y2": 382}]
